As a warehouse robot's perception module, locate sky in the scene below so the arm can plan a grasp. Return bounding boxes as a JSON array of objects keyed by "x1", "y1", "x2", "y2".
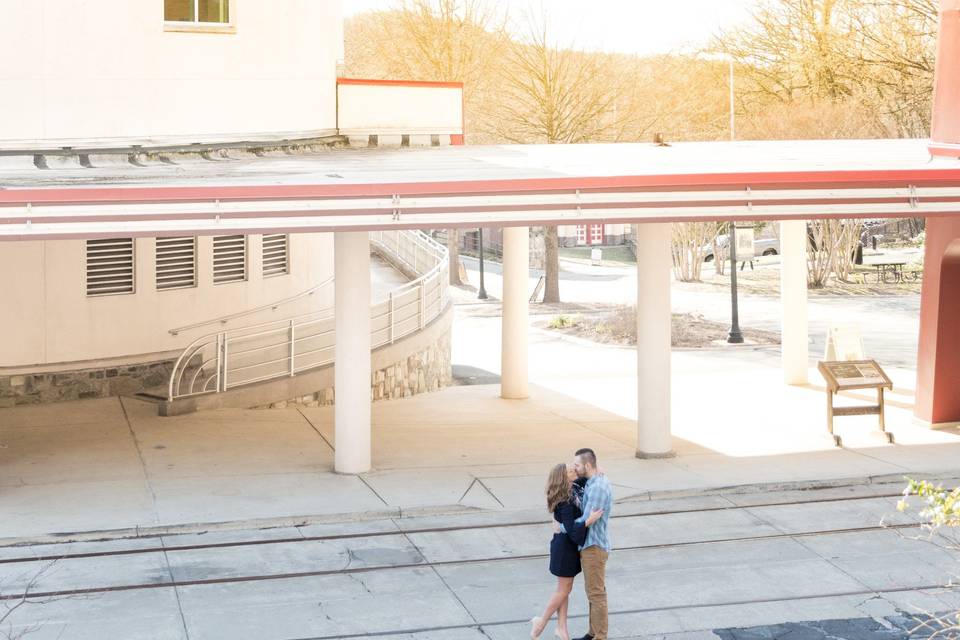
[{"x1": 342, "y1": 0, "x2": 755, "y2": 56}]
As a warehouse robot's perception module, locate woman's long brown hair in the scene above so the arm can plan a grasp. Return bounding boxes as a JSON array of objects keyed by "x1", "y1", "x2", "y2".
[{"x1": 545, "y1": 463, "x2": 571, "y2": 513}]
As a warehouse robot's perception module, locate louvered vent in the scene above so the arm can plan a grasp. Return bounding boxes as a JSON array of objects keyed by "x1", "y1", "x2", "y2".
[
  {"x1": 213, "y1": 235, "x2": 247, "y2": 284},
  {"x1": 155, "y1": 237, "x2": 197, "y2": 290},
  {"x1": 86, "y1": 238, "x2": 135, "y2": 296},
  {"x1": 262, "y1": 234, "x2": 289, "y2": 277}
]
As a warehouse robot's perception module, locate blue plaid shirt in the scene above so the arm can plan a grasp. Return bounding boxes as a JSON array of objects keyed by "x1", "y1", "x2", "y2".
[{"x1": 576, "y1": 474, "x2": 612, "y2": 551}]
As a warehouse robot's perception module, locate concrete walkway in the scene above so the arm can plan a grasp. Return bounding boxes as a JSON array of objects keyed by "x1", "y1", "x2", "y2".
[{"x1": 2, "y1": 365, "x2": 959, "y2": 543}]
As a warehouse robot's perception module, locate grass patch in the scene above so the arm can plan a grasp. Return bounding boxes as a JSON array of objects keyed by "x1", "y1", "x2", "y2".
[{"x1": 541, "y1": 306, "x2": 780, "y2": 348}]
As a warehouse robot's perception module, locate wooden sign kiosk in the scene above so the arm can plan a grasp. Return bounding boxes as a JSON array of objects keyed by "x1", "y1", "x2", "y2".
[{"x1": 817, "y1": 360, "x2": 894, "y2": 447}]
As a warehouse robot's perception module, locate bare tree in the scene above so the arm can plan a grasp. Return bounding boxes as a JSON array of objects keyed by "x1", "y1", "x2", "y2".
[
  {"x1": 345, "y1": 0, "x2": 508, "y2": 286},
  {"x1": 713, "y1": 0, "x2": 935, "y2": 139},
  {"x1": 807, "y1": 219, "x2": 849, "y2": 287},
  {"x1": 494, "y1": 13, "x2": 639, "y2": 303},
  {"x1": 832, "y1": 219, "x2": 864, "y2": 282},
  {"x1": 672, "y1": 222, "x2": 720, "y2": 282}
]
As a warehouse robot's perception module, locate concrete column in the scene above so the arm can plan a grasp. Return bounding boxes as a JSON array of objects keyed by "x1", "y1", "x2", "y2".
[
  {"x1": 501, "y1": 226, "x2": 529, "y2": 399},
  {"x1": 635, "y1": 223, "x2": 674, "y2": 458},
  {"x1": 780, "y1": 220, "x2": 809, "y2": 385},
  {"x1": 334, "y1": 231, "x2": 371, "y2": 474}
]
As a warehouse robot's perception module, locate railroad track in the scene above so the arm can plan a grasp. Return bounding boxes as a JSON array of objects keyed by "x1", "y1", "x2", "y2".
[{"x1": 0, "y1": 489, "x2": 931, "y2": 602}]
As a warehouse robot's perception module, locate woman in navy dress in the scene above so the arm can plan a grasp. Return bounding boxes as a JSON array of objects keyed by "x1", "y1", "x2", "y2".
[{"x1": 530, "y1": 463, "x2": 603, "y2": 640}]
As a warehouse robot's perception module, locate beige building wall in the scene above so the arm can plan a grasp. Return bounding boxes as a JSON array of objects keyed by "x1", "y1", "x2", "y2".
[
  {"x1": 337, "y1": 81, "x2": 464, "y2": 136},
  {"x1": 0, "y1": 234, "x2": 334, "y2": 368},
  {"x1": 0, "y1": 0, "x2": 341, "y2": 149}
]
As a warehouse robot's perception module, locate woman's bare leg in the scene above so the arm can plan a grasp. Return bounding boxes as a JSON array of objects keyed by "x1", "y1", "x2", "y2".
[
  {"x1": 535, "y1": 578, "x2": 574, "y2": 636},
  {"x1": 556, "y1": 592, "x2": 570, "y2": 640}
]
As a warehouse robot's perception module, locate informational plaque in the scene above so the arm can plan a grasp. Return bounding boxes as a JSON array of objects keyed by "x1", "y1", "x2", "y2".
[
  {"x1": 818, "y1": 359, "x2": 891, "y2": 391},
  {"x1": 734, "y1": 225, "x2": 755, "y2": 258},
  {"x1": 817, "y1": 359, "x2": 893, "y2": 445}
]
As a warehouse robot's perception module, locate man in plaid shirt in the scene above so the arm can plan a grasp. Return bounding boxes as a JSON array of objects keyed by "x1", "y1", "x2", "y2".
[{"x1": 572, "y1": 448, "x2": 612, "y2": 640}]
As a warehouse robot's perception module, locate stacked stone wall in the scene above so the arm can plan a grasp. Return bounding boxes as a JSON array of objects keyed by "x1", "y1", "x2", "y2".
[
  {"x1": 259, "y1": 326, "x2": 452, "y2": 409},
  {"x1": 0, "y1": 360, "x2": 173, "y2": 407}
]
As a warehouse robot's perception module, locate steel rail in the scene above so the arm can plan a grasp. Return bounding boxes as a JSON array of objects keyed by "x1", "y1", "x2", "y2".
[
  {"x1": 290, "y1": 584, "x2": 956, "y2": 640},
  {"x1": 0, "y1": 521, "x2": 929, "y2": 601},
  {"x1": 0, "y1": 489, "x2": 920, "y2": 565}
]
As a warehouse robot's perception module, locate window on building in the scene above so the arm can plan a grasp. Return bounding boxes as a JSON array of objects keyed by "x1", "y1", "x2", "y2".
[
  {"x1": 165, "y1": 0, "x2": 230, "y2": 24},
  {"x1": 156, "y1": 237, "x2": 197, "y2": 290},
  {"x1": 213, "y1": 235, "x2": 247, "y2": 284},
  {"x1": 262, "y1": 234, "x2": 289, "y2": 277},
  {"x1": 86, "y1": 238, "x2": 135, "y2": 296}
]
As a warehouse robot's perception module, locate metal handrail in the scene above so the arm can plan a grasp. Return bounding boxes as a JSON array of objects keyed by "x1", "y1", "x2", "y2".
[
  {"x1": 168, "y1": 276, "x2": 335, "y2": 335},
  {"x1": 167, "y1": 230, "x2": 449, "y2": 401}
]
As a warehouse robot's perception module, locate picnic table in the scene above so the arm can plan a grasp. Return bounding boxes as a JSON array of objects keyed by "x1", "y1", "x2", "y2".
[{"x1": 869, "y1": 261, "x2": 907, "y2": 283}]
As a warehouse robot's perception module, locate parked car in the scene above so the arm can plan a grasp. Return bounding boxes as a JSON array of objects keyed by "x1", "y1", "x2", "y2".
[{"x1": 703, "y1": 234, "x2": 780, "y2": 262}]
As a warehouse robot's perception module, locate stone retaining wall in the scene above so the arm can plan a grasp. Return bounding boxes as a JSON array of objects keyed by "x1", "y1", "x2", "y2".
[
  {"x1": 0, "y1": 360, "x2": 173, "y2": 407},
  {"x1": 258, "y1": 326, "x2": 452, "y2": 409}
]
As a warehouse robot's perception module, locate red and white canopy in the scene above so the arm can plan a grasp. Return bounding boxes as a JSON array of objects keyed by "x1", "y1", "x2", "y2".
[{"x1": 2, "y1": 138, "x2": 959, "y2": 240}]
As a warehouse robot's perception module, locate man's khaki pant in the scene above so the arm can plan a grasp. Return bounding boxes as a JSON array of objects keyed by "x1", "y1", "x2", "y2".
[{"x1": 581, "y1": 546, "x2": 609, "y2": 639}]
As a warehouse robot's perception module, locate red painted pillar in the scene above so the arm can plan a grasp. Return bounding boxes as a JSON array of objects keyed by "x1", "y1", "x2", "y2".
[
  {"x1": 930, "y1": 0, "x2": 960, "y2": 156},
  {"x1": 917, "y1": 0, "x2": 960, "y2": 425},
  {"x1": 916, "y1": 220, "x2": 960, "y2": 426}
]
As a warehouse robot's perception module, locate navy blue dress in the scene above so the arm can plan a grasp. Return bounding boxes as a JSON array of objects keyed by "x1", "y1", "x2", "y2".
[{"x1": 550, "y1": 499, "x2": 587, "y2": 577}]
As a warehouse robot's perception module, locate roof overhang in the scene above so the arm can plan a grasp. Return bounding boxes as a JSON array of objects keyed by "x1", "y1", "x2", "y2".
[{"x1": 2, "y1": 139, "x2": 960, "y2": 240}]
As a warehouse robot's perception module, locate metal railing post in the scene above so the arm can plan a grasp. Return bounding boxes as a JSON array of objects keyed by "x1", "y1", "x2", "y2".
[
  {"x1": 419, "y1": 282, "x2": 425, "y2": 330},
  {"x1": 216, "y1": 333, "x2": 226, "y2": 392},
  {"x1": 289, "y1": 319, "x2": 296, "y2": 376},
  {"x1": 389, "y1": 292, "x2": 395, "y2": 344},
  {"x1": 166, "y1": 228, "x2": 447, "y2": 400}
]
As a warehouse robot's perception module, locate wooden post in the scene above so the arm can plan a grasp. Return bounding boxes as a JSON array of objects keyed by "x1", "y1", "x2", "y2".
[
  {"x1": 826, "y1": 390, "x2": 835, "y2": 436},
  {"x1": 878, "y1": 387, "x2": 886, "y2": 432}
]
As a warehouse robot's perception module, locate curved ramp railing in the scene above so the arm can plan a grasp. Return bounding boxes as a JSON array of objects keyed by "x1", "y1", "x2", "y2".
[{"x1": 167, "y1": 230, "x2": 449, "y2": 401}]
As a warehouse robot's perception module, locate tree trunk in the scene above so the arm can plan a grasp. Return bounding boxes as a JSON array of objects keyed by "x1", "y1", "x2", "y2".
[
  {"x1": 447, "y1": 229, "x2": 463, "y2": 286},
  {"x1": 543, "y1": 225, "x2": 560, "y2": 303}
]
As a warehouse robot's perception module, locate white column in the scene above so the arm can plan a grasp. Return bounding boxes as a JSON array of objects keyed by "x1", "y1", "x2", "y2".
[
  {"x1": 780, "y1": 220, "x2": 809, "y2": 385},
  {"x1": 636, "y1": 223, "x2": 674, "y2": 458},
  {"x1": 334, "y1": 231, "x2": 371, "y2": 474},
  {"x1": 501, "y1": 226, "x2": 529, "y2": 399}
]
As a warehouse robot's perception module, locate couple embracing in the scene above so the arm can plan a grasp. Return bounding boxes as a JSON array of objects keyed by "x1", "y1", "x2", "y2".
[{"x1": 531, "y1": 448, "x2": 612, "y2": 640}]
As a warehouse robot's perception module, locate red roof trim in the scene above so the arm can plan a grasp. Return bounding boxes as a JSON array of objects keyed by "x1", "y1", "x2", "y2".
[{"x1": 337, "y1": 77, "x2": 464, "y2": 89}]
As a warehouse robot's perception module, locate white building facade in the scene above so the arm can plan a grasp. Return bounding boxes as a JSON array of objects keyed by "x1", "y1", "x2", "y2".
[
  {"x1": 0, "y1": 0, "x2": 342, "y2": 149},
  {"x1": 0, "y1": 0, "x2": 462, "y2": 408}
]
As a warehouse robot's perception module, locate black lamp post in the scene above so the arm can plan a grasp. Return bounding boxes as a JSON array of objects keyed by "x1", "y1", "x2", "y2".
[
  {"x1": 477, "y1": 227, "x2": 488, "y2": 300},
  {"x1": 727, "y1": 221, "x2": 744, "y2": 344}
]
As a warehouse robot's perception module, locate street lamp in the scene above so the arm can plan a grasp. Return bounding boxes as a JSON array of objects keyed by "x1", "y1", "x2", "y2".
[
  {"x1": 477, "y1": 227, "x2": 488, "y2": 300},
  {"x1": 727, "y1": 222, "x2": 744, "y2": 344},
  {"x1": 725, "y1": 57, "x2": 743, "y2": 344}
]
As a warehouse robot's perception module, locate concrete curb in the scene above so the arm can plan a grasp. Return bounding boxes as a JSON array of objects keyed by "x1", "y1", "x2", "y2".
[
  {"x1": 0, "y1": 504, "x2": 487, "y2": 548},
  {"x1": 4, "y1": 472, "x2": 957, "y2": 548},
  {"x1": 622, "y1": 471, "x2": 958, "y2": 504}
]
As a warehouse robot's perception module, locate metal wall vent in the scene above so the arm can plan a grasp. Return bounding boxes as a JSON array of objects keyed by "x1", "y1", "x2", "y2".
[
  {"x1": 86, "y1": 238, "x2": 135, "y2": 296},
  {"x1": 262, "y1": 234, "x2": 289, "y2": 277},
  {"x1": 213, "y1": 235, "x2": 247, "y2": 284},
  {"x1": 156, "y1": 237, "x2": 197, "y2": 290}
]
